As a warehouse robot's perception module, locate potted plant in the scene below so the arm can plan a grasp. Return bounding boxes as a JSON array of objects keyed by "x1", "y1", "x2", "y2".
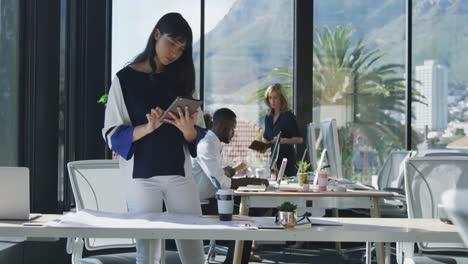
[
  {"x1": 302, "y1": 176, "x2": 310, "y2": 192},
  {"x1": 276, "y1": 201, "x2": 297, "y2": 228},
  {"x1": 98, "y1": 93, "x2": 119, "y2": 160},
  {"x1": 98, "y1": 94, "x2": 108, "y2": 105},
  {"x1": 297, "y1": 161, "x2": 310, "y2": 187}
]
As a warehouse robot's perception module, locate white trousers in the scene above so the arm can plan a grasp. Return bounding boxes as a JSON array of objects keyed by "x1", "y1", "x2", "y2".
[{"x1": 127, "y1": 174, "x2": 205, "y2": 264}]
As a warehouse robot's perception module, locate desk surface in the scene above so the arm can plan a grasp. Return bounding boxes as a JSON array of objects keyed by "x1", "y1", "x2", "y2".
[
  {"x1": 235, "y1": 189, "x2": 394, "y2": 198},
  {"x1": 0, "y1": 212, "x2": 461, "y2": 243}
]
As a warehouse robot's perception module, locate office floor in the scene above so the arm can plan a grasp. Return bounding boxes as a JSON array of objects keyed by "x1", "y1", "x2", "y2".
[{"x1": 164, "y1": 242, "x2": 380, "y2": 264}]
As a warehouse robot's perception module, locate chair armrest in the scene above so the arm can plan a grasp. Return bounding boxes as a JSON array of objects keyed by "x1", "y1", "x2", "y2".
[{"x1": 66, "y1": 237, "x2": 84, "y2": 264}]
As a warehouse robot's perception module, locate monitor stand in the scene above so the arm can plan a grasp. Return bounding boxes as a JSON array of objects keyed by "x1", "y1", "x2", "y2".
[
  {"x1": 313, "y1": 148, "x2": 327, "y2": 185},
  {"x1": 271, "y1": 163, "x2": 279, "y2": 181}
]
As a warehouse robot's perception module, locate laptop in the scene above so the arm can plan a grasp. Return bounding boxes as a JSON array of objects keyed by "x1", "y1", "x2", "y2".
[
  {"x1": 237, "y1": 158, "x2": 293, "y2": 192},
  {"x1": 0, "y1": 167, "x2": 37, "y2": 220}
]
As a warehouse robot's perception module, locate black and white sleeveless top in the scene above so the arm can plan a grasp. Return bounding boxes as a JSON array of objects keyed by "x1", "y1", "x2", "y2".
[{"x1": 102, "y1": 66, "x2": 198, "y2": 179}]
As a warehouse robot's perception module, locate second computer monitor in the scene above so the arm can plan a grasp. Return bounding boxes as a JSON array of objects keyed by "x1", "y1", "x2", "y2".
[
  {"x1": 307, "y1": 119, "x2": 343, "y2": 179},
  {"x1": 268, "y1": 131, "x2": 282, "y2": 172}
]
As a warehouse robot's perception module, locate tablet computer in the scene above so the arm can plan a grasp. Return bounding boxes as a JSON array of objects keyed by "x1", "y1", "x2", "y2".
[{"x1": 159, "y1": 97, "x2": 202, "y2": 121}]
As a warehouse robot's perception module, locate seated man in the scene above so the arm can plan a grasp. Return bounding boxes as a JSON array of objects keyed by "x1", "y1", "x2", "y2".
[
  {"x1": 192, "y1": 108, "x2": 268, "y2": 263},
  {"x1": 192, "y1": 108, "x2": 268, "y2": 201}
]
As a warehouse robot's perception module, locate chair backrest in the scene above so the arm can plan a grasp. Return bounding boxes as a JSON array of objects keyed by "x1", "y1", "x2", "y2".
[
  {"x1": 404, "y1": 156, "x2": 468, "y2": 252},
  {"x1": 67, "y1": 160, "x2": 135, "y2": 251},
  {"x1": 377, "y1": 150, "x2": 411, "y2": 191},
  {"x1": 415, "y1": 149, "x2": 468, "y2": 158},
  {"x1": 442, "y1": 189, "x2": 468, "y2": 247}
]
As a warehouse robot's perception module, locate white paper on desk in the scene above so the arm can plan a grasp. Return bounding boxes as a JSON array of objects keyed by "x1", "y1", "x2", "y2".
[
  {"x1": 237, "y1": 185, "x2": 266, "y2": 192},
  {"x1": 46, "y1": 211, "x2": 152, "y2": 228},
  {"x1": 308, "y1": 218, "x2": 342, "y2": 226},
  {"x1": 343, "y1": 182, "x2": 373, "y2": 190},
  {"x1": 255, "y1": 217, "x2": 283, "y2": 229},
  {"x1": 46, "y1": 209, "x2": 260, "y2": 230}
]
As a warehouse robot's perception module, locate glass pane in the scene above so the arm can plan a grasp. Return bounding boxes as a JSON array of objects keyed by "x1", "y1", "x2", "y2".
[
  {"x1": 0, "y1": 0, "x2": 20, "y2": 165},
  {"x1": 58, "y1": 0, "x2": 67, "y2": 202},
  {"x1": 412, "y1": 1, "x2": 468, "y2": 153},
  {"x1": 313, "y1": 0, "x2": 406, "y2": 184},
  {"x1": 112, "y1": 0, "x2": 200, "y2": 88},
  {"x1": 202, "y1": 0, "x2": 294, "y2": 168}
]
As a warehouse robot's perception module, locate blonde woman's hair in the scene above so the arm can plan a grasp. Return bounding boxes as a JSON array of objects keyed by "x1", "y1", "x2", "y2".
[{"x1": 264, "y1": 83, "x2": 290, "y2": 115}]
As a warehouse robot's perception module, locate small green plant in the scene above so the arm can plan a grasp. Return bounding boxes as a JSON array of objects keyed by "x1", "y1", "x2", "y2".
[
  {"x1": 256, "y1": 128, "x2": 264, "y2": 141},
  {"x1": 98, "y1": 94, "x2": 108, "y2": 105},
  {"x1": 277, "y1": 201, "x2": 297, "y2": 212},
  {"x1": 296, "y1": 161, "x2": 310, "y2": 174}
]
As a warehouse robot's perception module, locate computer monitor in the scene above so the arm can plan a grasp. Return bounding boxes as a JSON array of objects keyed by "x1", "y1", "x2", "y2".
[
  {"x1": 307, "y1": 119, "x2": 343, "y2": 180},
  {"x1": 321, "y1": 119, "x2": 343, "y2": 179},
  {"x1": 268, "y1": 131, "x2": 282, "y2": 173},
  {"x1": 306, "y1": 123, "x2": 319, "y2": 171}
]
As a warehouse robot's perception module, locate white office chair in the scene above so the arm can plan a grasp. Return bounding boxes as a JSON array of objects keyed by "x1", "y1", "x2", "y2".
[
  {"x1": 342, "y1": 151, "x2": 412, "y2": 263},
  {"x1": 67, "y1": 160, "x2": 195, "y2": 264},
  {"x1": 442, "y1": 189, "x2": 468, "y2": 247},
  {"x1": 200, "y1": 199, "x2": 228, "y2": 261},
  {"x1": 401, "y1": 156, "x2": 468, "y2": 264},
  {"x1": 66, "y1": 160, "x2": 136, "y2": 264},
  {"x1": 377, "y1": 150, "x2": 410, "y2": 193},
  {"x1": 376, "y1": 150, "x2": 415, "y2": 217}
]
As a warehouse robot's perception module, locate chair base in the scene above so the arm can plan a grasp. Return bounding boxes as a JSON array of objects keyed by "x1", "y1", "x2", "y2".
[{"x1": 205, "y1": 240, "x2": 228, "y2": 261}]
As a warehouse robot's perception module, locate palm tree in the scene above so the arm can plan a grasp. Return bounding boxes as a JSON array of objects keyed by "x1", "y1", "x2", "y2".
[
  {"x1": 249, "y1": 24, "x2": 424, "y2": 173},
  {"x1": 314, "y1": 25, "x2": 424, "y2": 163}
]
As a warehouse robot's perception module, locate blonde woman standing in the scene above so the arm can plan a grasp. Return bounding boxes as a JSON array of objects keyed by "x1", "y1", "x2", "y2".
[{"x1": 263, "y1": 83, "x2": 303, "y2": 177}]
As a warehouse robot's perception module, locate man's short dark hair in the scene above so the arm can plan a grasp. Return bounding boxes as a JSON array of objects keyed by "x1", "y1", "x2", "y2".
[{"x1": 212, "y1": 108, "x2": 236, "y2": 127}]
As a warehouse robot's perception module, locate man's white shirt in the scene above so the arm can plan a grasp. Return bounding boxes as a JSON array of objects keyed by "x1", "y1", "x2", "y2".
[{"x1": 192, "y1": 130, "x2": 231, "y2": 201}]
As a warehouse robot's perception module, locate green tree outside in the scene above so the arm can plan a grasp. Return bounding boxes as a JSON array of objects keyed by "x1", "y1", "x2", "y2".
[{"x1": 249, "y1": 24, "x2": 424, "y2": 181}]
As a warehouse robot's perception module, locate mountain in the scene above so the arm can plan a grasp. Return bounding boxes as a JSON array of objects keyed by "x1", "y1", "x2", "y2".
[
  {"x1": 193, "y1": 0, "x2": 293, "y2": 105},
  {"x1": 194, "y1": 0, "x2": 468, "y2": 105},
  {"x1": 372, "y1": 0, "x2": 468, "y2": 85},
  {"x1": 313, "y1": 0, "x2": 404, "y2": 43}
]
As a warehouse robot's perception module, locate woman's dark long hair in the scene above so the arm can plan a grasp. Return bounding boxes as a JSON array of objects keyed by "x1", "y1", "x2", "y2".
[{"x1": 132, "y1": 13, "x2": 195, "y2": 99}]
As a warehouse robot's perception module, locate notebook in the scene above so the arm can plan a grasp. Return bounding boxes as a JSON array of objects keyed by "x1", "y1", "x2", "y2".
[{"x1": 0, "y1": 167, "x2": 37, "y2": 220}]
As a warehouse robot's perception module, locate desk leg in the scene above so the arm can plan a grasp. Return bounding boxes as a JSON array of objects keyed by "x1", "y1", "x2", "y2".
[
  {"x1": 233, "y1": 196, "x2": 249, "y2": 264},
  {"x1": 332, "y1": 208, "x2": 342, "y2": 255},
  {"x1": 385, "y1": 242, "x2": 391, "y2": 264},
  {"x1": 365, "y1": 242, "x2": 372, "y2": 264},
  {"x1": 401, "y1": 242, "x2": 415, "y2": 264},
  {"x1": 161, "y1": 239, "x2": 166, "y2": 264},
  {"x1": 371, "y1": 198, "x2": 385, "y2": 264}
]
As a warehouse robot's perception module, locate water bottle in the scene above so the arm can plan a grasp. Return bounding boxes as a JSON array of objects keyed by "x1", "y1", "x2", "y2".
[{"x1": 318, "y1": 166, "x2": 329, "y2": 191}]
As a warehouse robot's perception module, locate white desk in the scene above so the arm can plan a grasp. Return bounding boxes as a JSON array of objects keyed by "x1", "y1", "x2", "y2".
[
  {"x1": 234, "y1": 188, "x2": 394, "y2": 264},
  {"x1": 235, "y1": 189, "x2": 393, "y2": 215},
  {"x1": 0, "y1": 211, "x2": 462, "y2": 264}
]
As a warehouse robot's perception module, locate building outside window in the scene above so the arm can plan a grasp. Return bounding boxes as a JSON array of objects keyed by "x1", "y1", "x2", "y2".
[
  {"x1": 412, "y1": 0, "x2": 468, "y2": 151},
  {"x1": 313, "y1": 0, "x2": 406, "y2": 184}
]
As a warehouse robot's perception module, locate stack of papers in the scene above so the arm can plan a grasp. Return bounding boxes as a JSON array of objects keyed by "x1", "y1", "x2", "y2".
[
  {"x1": 237, "y1": 185, "x2": 267, "y2": 192},
  {"x1": 46, "y1": 209, "x2": 258, "y2": 230},
  {"x1": 333, "y1": 179, "x2": 373, "y2": 191},
  {"x1": 257, "y1": 217, "x2": 343, "y2": 229},
  {"x1": 343, "y1": 182, "x2": 373, "y2": 190}
]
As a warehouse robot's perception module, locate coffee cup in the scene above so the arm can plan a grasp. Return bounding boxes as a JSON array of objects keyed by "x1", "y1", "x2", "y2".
[
  {"x1": 216, "y1": 189, "x2": 234, "y2": 221},
  {"x1": 255, "y1": 167, "x2": 266, "y2": 178}
]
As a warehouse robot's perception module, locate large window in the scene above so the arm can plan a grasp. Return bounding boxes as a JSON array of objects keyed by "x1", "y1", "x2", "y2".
[
  {"x1": 203, "y1": 0, "x2": 294, "y2": 167},
  {"x1": 112, "y1": 1, "x2": 201, "y2": 78},
  {"x1": 412, "y1": 0, "x2": 468, "y2": 152},
  {"x1": 313, "y1": 0, "x2": 406, "y2": 184},
  {"x1": 0, "y1": 0, "x2": 20, "y2": 166}
]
